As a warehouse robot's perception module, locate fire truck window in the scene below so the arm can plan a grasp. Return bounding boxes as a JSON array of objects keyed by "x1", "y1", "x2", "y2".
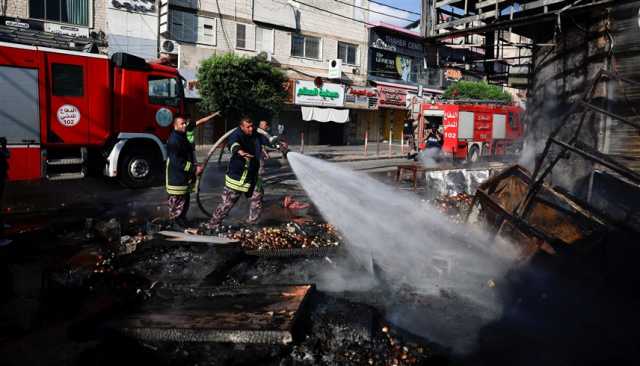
[
  {"x1": 148, "y1": 76, "x2": 179, "y2": 107},
  {"x1": 509, "y1": 112, "x2": 516, "y2": 129},
  {"x1": 52, "y1": 64, "x2": 84, "y2": 97}
]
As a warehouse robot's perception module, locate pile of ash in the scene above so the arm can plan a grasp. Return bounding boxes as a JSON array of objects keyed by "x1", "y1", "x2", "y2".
[{"x1": 228, "y1": 222, "x2": 342, "y2": 251}]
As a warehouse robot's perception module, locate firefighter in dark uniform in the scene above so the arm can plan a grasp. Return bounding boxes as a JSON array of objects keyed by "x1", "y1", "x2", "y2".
[
  {"x1": 166, "y1": 116, "x2": 203, "y2": 230},
  {"x1": 204, "y1": 117, "x2": 283, "y2": 231}
]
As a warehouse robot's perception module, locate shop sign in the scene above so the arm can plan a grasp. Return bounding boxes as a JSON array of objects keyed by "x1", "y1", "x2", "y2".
[
  {"x1": 445, "y1": 68, "x2": 462, "y2": 81},
  {"x1": 378, "y1": 86, "x2": 408, "y2": 109},
  {"x1": 344, "y1": 87, "x2": 378, "y2": 110},
  {"x1": 370, "y1": 28, "x2": 423, "y2": 56},
  {"x1": 283, "y1": 79, "x2": 295, "y2": 104},
  {"x1": 294, "y1": 80, "x2": 344, "y2": 107},
  {"x1": 0, "y1": 16, "x2": 44, "y2": 31},
  {"x1": 110, "y1": 0, "x2": 156, "y2": 13},
  {"x1": 370, "y1": 48, "x2": 415, "y2": 83},
  {"x1": 45, "y1": 23, "x2": 89, "y2": 37}
]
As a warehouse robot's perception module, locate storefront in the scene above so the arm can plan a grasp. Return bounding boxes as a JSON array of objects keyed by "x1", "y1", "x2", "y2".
[
  {"x1": 343, "y1": 86, "x2": 379, "y2": 144},
  {"x1": 376, "y1": 84, "x2": 410, "y2": 142},
  {"x1": 278, "y1": 79, "x2": 350, "y2": 145}
]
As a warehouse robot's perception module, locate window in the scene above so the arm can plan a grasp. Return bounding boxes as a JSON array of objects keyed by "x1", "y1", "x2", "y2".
[
  {"x1": 256, "y1": 26, "x2": 274, "y2": 54},
  {"x1": 236, "y1": 23, "x2": 246, "y2": 49},
  {"x1": 52, "y1": 64, "x2": 83, "y2": 96},
  {"x1": 29, "y1": 0, "x2": 89, "y2": 26},
  {"x1": 171, "y1": 11, "x2": 215, "y2": 45},
  {"x1": 148, "y1": 76, "x2": 180, "y2": 107},
  {"x1": 338, "y1": 41, "x2": 358, "y2": 65},
  {"x1": 291, "y1": 34, "x2": 320, "y2": 59},
  {"x1": 198, "y1": 17, "x2": 216, "y2": 45}
]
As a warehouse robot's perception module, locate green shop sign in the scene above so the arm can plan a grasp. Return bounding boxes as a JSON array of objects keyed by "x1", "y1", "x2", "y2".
[{"x1": 297, "y1": 87, "x2": 340, "y2": 99}]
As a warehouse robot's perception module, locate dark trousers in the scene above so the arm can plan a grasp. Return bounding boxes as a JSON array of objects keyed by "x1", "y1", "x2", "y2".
[
  {"x1": 209, "y1": 185, "x2": 264, "y2": 227},
  {"x1": 168, "y1": 193, "x2": 190, "y2": 222}
]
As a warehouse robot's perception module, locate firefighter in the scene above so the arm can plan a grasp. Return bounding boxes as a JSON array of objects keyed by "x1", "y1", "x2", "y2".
[
  {"x1": 0, "y1": 137, "x2": 9, "y2": 243},
  {"x1": 186, "y1": 112, "x2": 220, "y2": 148},
  {"x1": 166, "y1": 116, "x2": 203, "y2": 231},
  {"x1": 258, "y1": 120, "x2": 272, "y2": 176},
  {"x1": 202, "y1": 117, "x2": 284, "y2": 232},
  {"x1": 403, "y1": 117, "x2": 416, "y2": 159},
  {"x1": 425, "y1": 125, "x2": 443, "y2": 149}
]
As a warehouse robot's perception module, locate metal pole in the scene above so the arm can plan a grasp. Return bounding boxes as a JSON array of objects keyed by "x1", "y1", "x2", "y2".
[
  {"x1": 364, "y1": 129, "x2": 368, "y2": 156},
  {"x1": 300, "y1": 132, "x2": 304, "y2": 154},
  {"x1": 388, "y1": 129, "x2": 392, "y2": 156},
  {"x1": 401, "y1": 132, "x2": 404, "y2": 154},
  {"x1": 376, "y1": 125, "x2": 380, "y2": 156}
]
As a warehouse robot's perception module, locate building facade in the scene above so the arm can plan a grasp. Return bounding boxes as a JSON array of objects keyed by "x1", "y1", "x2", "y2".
[{"x1": 162, "y1": 0, "x2": 371, "y2": 145}]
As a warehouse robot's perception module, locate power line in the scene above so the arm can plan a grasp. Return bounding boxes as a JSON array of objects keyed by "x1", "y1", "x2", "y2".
[
  {"x1": 290, "y1": 0, "x2": 375, "y2": 26},
  {"x1": 369, "y1": 0, "x2": 421, "y2": 16},
  {"x1": 331, "y1": 0, "x2": 418, "y2": 22}
]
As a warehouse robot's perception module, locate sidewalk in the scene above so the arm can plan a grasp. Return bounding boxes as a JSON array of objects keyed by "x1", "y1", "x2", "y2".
[{"x1": 195, "y1": 144, "x2": 411, "y2": 163}]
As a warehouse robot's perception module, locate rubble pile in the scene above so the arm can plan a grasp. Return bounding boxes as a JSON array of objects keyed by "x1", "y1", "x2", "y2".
[
  {"x1": 429, "y1": 193, "x2": 474, "y2": 223},
  {"x1": 228, "y1": 222, "x2": 342, "y2": 251},
  {"x1": 285, "y1": 297, "x2": 435, "y2": 366}
]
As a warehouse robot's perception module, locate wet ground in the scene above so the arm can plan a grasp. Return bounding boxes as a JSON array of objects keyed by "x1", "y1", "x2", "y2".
[{"x1": 1, "y1": 157, "x2": 640, "y2": 365}]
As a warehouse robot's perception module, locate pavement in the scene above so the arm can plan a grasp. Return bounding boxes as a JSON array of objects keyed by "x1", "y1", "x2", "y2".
[{"x1": 0, "y1": 146, "x2": 412, "y2": 230}]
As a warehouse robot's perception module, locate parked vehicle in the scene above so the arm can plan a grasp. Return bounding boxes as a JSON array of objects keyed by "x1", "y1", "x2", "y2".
[
  {"x1": 418, "y1": 100, "x2": 524, "y2": 162},
  {"x1": 0, "y1": 41, "x2": 184, "y2": 187}
]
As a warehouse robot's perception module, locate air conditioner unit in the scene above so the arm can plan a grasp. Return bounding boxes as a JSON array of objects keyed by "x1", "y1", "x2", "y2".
[
  {"x1": 160, "y1": 39, "x2": 179, "y2": 55},
  {"x1": 328, "y1": 59, "x2": 342, "y2": 79}
]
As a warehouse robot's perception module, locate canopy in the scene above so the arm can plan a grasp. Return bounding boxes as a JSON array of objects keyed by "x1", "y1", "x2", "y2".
[{"x1": 301, "y1": 107, "x2": 350, "y2": 123}]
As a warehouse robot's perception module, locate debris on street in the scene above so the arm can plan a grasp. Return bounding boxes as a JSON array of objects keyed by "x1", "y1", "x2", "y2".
[{"x1": 228, "y1": 222, "x2": 342, "y2": 251}]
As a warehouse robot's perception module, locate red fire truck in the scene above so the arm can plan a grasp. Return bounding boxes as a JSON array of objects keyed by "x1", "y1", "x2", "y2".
[
  {"x1": 0, "y1": 41, "x2": 184, "y2": 188},
  {"x1": 418, "y1": 100, "x2": 524, "y2": 162}
]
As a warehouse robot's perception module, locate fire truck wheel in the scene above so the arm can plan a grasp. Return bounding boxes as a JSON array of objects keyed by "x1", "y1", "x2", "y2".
[
  {"x1": 467, "y1": 145, "x2": 480, "y2": 163},
  {"x1": 118, "y1": 149, "x2": 160, "y2": 188}
]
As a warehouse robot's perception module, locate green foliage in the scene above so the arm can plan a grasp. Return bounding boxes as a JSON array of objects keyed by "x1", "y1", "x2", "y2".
[
  {"x1": 197, "y1": 53, "x2": 287, "y2": 123},
  {"x1": 443, "y1": 80, "x2": 512, "y2": 102}
]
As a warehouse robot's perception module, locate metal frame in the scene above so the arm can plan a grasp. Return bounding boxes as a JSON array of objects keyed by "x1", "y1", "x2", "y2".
[{"x1": 508, "y1": 69, "x2": 640, "y2": 226}]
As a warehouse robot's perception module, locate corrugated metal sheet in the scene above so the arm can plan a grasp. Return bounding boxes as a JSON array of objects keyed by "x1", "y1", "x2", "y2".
[
  {"x1": 608, "y1": 1, "x2": 640, "y2": 173},
  {"x1": 527, "y1": 1, "x2": 640, "y2": 177}
]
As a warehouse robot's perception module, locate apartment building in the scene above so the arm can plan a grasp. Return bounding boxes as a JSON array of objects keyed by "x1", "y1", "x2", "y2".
[{"x1": 162, "y1": 0, "x2": 372, "y2": 145}]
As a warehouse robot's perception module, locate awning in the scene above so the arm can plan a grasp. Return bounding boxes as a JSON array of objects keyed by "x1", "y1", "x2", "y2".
[{"x1": 301, "y1": 107, "x2": 350, "y2": 123}]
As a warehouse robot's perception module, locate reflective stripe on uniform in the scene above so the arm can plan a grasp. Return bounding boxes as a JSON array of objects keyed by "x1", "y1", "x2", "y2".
[
  {"x1": 166, "y1": 158, "x2": 190, "y2": 194},
  {"x1": 184, "y1": 161, "x2": 192, "y2": 172},
  {"x1": 230, "y1": 142, "x2": 240, "y2": 153}
]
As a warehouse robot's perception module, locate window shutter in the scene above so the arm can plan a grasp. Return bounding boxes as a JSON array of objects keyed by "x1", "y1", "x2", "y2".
[
  {"x1": 245, "y1": 24, "x2": 256, "y2": 51},
  {"x1": 197, "y1": 17, "x2": 216, "y2": 45}
]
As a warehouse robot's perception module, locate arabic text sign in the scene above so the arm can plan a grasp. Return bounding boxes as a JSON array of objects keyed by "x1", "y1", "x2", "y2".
[{"x1": 294, "y1": 80, "x2": 345, "y2": 107}]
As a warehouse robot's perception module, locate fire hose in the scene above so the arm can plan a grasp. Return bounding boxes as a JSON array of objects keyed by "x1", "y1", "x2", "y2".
[{"x1": 196, "y1": 128, "x2": 288, "y2": 217}]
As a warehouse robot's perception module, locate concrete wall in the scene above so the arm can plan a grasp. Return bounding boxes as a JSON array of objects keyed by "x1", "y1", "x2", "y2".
[{"x1": 105, "y1": 0, "x2": 159, "y2": 59}]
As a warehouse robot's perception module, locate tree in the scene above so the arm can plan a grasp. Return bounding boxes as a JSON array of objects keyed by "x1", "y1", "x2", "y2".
[
  {"x1": 197, "y1": 53, "x2": 288, "y2": 126},
  {"x1": 443, "y1": 80, "x2": 512, "y2": 102}
]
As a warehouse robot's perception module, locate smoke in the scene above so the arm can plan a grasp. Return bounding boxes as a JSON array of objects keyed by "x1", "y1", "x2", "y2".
[
  {"x1": 417, "y1": 147, "x2": 441, "y2": 169},
  {"x1": 288, "y1": 152, "x2": 521, "y2": 353}
]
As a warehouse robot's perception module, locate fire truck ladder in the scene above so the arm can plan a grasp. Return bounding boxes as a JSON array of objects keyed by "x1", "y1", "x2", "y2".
[{"x1": 44, "y1": 147, "x2": 88, "y2": 181}]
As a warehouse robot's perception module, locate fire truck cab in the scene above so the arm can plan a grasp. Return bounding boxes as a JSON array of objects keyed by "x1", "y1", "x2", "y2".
[
  {"x1": 0, "y1": 42, "x2": 184, "y2": 187},
  {"x1": 418, "y1": 100, "x2": 524, "y2": 162}
]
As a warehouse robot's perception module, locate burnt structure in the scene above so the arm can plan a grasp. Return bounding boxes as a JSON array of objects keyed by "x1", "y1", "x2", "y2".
[{"x1": 426, "y1": 0, "x2": 640, "y2": 181}]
